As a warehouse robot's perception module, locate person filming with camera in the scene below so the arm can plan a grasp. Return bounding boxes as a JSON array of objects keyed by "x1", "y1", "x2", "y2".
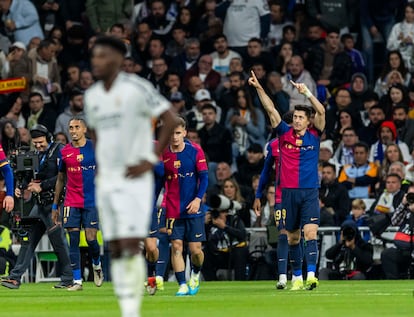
[
  {"x1": 319, "y1": 220, "x2": 373, "y2": 280},
  {"x1": 202, "y1": 194, "x2": 249, "y2": 281},
  {"x1": 2, "y1": 124, "x2": 73, "y2": 289},
  {"x1": 381, "y1": 185, "x2": 414, "y2": 279}
]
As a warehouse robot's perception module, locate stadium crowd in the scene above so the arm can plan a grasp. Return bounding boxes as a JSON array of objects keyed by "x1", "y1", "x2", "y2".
[{"x1": 0, "y1": 0, "x2": 414, "y2": 282}]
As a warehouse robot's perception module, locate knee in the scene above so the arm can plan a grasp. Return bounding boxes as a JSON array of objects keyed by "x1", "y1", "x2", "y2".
[
  {"x1": 85, "y1": 229, "x2": 97, "y2": 241},
  {"x1": 190, "y1": 243, "x2": 203, "y2": 256},
  {"x1": 145, "y1": 240, "x2": 158, "y2": 254},
  {"x1": 287, "y1": 231, "x2": 301, "y2": 245},
  {"x1": 303, "y1": 225, "x2": 318, "y2": 241},
  {"x1": 171, "y1": 240, "x2": 183, "y2": 253}
]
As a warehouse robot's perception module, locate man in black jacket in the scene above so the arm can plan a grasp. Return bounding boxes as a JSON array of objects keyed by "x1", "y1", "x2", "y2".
[
  {"x1": 202, "y1": 204, "x2": 249, "y2": 281},
  {"x1": 2, "y1": 125, "x2": 73, "y2": 289},
  {"x1": 320, "y1": 221, "x2": 373, "y2": 280},
  {"x1": 306, "y1": 27, "x2": 352, "y2": 90},
  {"x1": 320, "y1": 162, "x2": 351, "y2": 225}
]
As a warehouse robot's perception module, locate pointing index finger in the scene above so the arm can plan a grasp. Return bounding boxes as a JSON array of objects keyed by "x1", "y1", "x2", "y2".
[{"x1": 290, "y1": 80, "x2": 298, "y2": 87}]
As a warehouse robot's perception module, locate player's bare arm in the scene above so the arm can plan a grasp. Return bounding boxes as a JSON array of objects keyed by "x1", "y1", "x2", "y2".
[
  {"x1": 126, "y1": 109, "x2": 177, "y2": 179},
  {"x1": 248, "y1": 70, "x2": 281, "y2": 128},
  {"x1": 52, "y1": 171, "x2": 65, "y2": 224},
  {"x1": 290, "y1": 80, "x2": 326, "y2": 132}
]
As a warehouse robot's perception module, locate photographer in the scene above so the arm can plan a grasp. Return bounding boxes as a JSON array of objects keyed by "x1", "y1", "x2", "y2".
[
  {"x1": 320, "y1": 221, "x2": 373, "y2": 280},
  {"x1": 202, "y1": 195, "x2": 249, "y2": 281},
  {"x1": 381, "y1": 185, "x2": 414, "y2": 279},
  {"x1": 2, "y1": 125, "x2": 73, "y2": 289}
]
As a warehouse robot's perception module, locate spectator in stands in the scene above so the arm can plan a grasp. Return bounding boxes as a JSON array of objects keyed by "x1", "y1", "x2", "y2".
[
  {"x1": 265, "y1": 72, "x2": 289, "y2": 116},
  {"x1": 387, "y1": 2, "x2": 414, "y2": 72},
  {"x1": 267, "y1": 0, "x2": 293, "y2": 48},
  {"x1": 210, "y1": 34, "x2": 241, "y2": 78},
  {"x1": 34, "y1": 0, "x2": 61, "y2": 35},
  {"x1": 306, "y1": 27, "x2": 352, "y2": 90},
  {"x1": 320, "y1": 162, "x2": 351, "y2": 226},
  {"x1": 142, "y1": 0, "x2": 175, "y2": 38},
  {"x1": 378, "y1": 143, "x2": 405, "y2": 183},
  {"x1": 54, "y1": 90, "x2": 84, "y2": 140},
  {"x1": 381, "y1": 185, "x2": 414, "y2": 279},
  {"x1": 86, "y1": 0, "x2": 131, "y2": 33},
  {"x1": 346, "y1": 199, "x2": 370, "y2": 242},
  {"x1": 349, "y1": 73, "x2": 371, "y2": 114},
  {"x1": 378, "y1": 83, "x2": 410, "y2": 119},
  {"x1": 235, "y1": 143, "x2": 265, "y2": 189},
  {"x1": 358, "y1": 105, "x2": 385, "y2": 146},
  {"x1": 219, "y1": 0, "x2": 270, "y2": 56},
  {"x1": 184, "y1": 54, "x2": 221, "y2": 92},
  {"x1": 321, "y1": 220, "x2": 373, "y2": 280},
  {"x1": 252, "y1": 184, "x2": 276, "y2": 228},
  {"x1": 243, "y1": 38, "x2": 275, "y2": 74},
  {"x1": 207, "y1": 161, "x2": 233, "y2": 197},
  {"x1": 369, "y1": 121, "x2": 411, "y2": 164},
  {"x1": 220, "y1": 177, "x2": 250, "y2": 227},
  {"x1": 274, "y1": 42, "x2": 293, "y2": 75},
  {"x1": 170, "y1": 37, "x2": 200, "y2": 78},
  {"x1": 374, "y1": 51, "x2": 411, "y2": 98},
  {"x1": 147, "y1": 57, "x2": 168, "y2": 94},
  {"x1": 60, "y1": 0, "x2": 85, "y2": 30},
  {"x1": 169, "y1": 92, "x2": 186, "y2": 115},
  {"x1": 338, "y1": 142, "x2": 378, "y2": 199},
  {"x1": 54, "y1": 132, "x2": 68, "y2": 145},
  {"x1": 79, "y1": 70, "x2": 94, "y2": 92},
  {"x1": 225, "y1": 88, "x2": 266, "y2": 158},
  {"x1": 131, "y1": 21, "x2": 152, "y2": 68},
  {"x1": 187, "y1": 89, "x2": 219, "y2": 130},
  {"x1": 341, "y1": 34, "x2": 366, "y2": 76},
  {"x1": 183, "y1": 75, "x2": 204, "y2": 110},
  {"x1": 0, "y1": 0, "x2": 44, "y2": 46},
  {"x1": 164, "y1": 71, "x2": 182, "y2": 99},
  {"x1": 359, "y1": 92, "x2": 379, "y2": 128},
  {"x1": 27, "y1": 39, "x2": 61, "y2": 107},
  {"x1": 282, "y1": 55, "x2": 316, "y2": 109},
  {"x1": 1, "y1": 119, "x2": 20, "y2": 156},
  {"x1": 360, "y1": 0, "x2": 404, "y2": 82},
  {"x1": 371, "y1": 173, "x2": 404, "y2": 215},
  {"x1": 331, "y1": 110, "x2": 361, "y2": 146},
  {"x1": 2, "y1": 42, "x2": 30, "y2": 87},
  {"x1": 165, "y1": 23, "x2": 187, "y2": 58},
  {"x1": 18, "y1": 127, "x2": 30, "y2": 146},
  {"x1": 300, "y1": 19, "x2": 324, "y2": 58},
  {"x1": 218, "y1": 71, "x2": 245, "y2": 122},
  {"x1": 334, "y1": 127, "x2": 358, "y2": 167},
  {"x1": 325, "y1": 88, "x2": 354, "y2": 140},
  {"x1": 319, "y1": 139, "x2": 340, "y2": 175},
  {"x1": 393, "y1": 105, "x2": 414, "y2": 152},
  {"x1": 26, "y1": 92, "x2": 56, "y2": 132},
  {"x1": 3, "y1": 95, "x2": 25, "y2": 128}
]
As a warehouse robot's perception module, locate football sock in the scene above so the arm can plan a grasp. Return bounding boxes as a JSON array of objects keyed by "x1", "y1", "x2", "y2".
[
  {"x1": 155, "y1": 232, "x2": 169, "y2": 278},
  {"x1": 147, "y1": 261, "x2": 156, "y2": 277},
  {"x1": 277, "y1": 234, "x2": 288, "y2": 275},
  {"x1": 69, "y1": 231, "x2": 81, "y2": 282},
  {"x1": 111, "y1": 254, "x2": 145, "y2": 317},
  {"x1": 305, "y1": 239, "x2": 318, "y2": 278},
  {"x1": 175, "y1": 271, "x2": 186, "y2": 285},
  {"x1": 289, "y1": 242, "x2": 303, "y2": 278},
  {"x1": 87, "y1": 239, "x2": 101, "y2": 266}
]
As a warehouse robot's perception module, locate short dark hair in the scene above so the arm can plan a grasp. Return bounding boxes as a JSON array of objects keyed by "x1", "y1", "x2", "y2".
[
  {"x1": 93, "y1": 36, "x2": 127, "y2": 56},
  {"x1": 282, "y1": 110, "x2": 294, "y2": 124},
  {"x1": 201, "y1": 103, "x2": 217, "y2": 113},
  {"x1": 38, "y1": 39, "x2": 56, "y2": 50},
  {"x1": 214, "y1": 34, "x2": 227, "y2": 42},
  {"x1": 392, "y1": 104, "x2": 408, "y2": 114},
  {"x1": 229, "y1": 71, "x2": 244, "y2": 81},
  {"x1": 340, "y1": 33, "x2": 354, "y2": 43},
  {"x1": 69, "y1": 116, "x2": 87, "y2": 126},
  {"x1": 342, "y1": 127, "x2": 357, "y2": 135},
  {"x1": 322, "y1": 161, "x2": 336, "y2": 173},
  {"x1": 354, "y1": 142, "x2": 369, "y2": 153},
  {"x1": 369, "y1": 105, "x2": 385, "y2": 113},
  {"x1": 283, "y1": 25, "x2": 296, "y2": 34},
  {"x1": 293, "y1": 105, "x2": 312, "y2": 119},
  {"x1": 70, "y1": 89, "x2": 83, "y2": 99},
  {"x1": 386, "y1": 173, "x2": 402, "y2": 181},
  {"x1": 29, "y1": 92, "x2": 43, "y2": 101},
  {"x1": 110, "y1": 23, "x2": 125, "y2": 32},
  {"x1": 248, "y1": 37, "x2": 263, "y2": 46}
]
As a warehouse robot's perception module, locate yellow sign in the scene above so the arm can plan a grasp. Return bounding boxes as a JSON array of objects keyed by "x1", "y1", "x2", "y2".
[{"x1": 0, "y1": 77, "x2": 26, "y2": 94}]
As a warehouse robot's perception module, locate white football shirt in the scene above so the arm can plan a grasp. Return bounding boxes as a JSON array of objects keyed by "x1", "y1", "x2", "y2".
[
  {"x1": 223, "y1": 0, "x2": 270, "y2": 47},
  {"x1": 84, "y1": 72, "x2": 170, "y2": 181}
]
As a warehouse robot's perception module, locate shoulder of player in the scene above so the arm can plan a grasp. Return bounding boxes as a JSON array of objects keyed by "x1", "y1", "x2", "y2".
[{"x1": 119, "y1": 72, "x2": 153, "y2": 92}]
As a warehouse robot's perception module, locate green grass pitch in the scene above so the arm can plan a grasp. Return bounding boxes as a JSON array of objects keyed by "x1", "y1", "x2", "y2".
[{"x1": 0, "y1": 281, "x2": 413, "y2": 317}]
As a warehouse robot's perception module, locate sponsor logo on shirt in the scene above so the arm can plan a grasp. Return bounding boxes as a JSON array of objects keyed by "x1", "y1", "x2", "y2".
[{"x1": 166, "y1": 172, "x2": 195, "y2": 180}]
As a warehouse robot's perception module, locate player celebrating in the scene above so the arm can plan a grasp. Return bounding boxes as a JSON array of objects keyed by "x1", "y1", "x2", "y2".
[
  {"x1": 0, "y1": 145, "x2": 14, "y2": 213},
  {"x1": 253, "y1": 112, "x2": 293, "y2": 290},
  {"x1": 249, "y1": 71, "x2": 325, "y2": 290},
  {"x1": 84, "y1": 36, "x2": 176, "y2": 317},
  {"x1": 163, "y1": 117, "x2": 208, "y2": 296},
  {"x1": 52, "y1": 117, "x2": 103, "y2": 291}
]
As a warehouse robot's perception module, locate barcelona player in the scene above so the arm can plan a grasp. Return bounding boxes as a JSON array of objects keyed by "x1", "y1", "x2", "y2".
[
  {"x1": 0, "y1": 145, "x2": 14, "y2": 213},
  {"x1": 253, "y1": 112, "x2": 293, "y2": 290},
  {"x1": 52, "y1": 117, "x2": 103, "y2": 291},
  {"x1": 249, "y1": 71, "x2": 325, "y2": 290},
  {"x1": 163, "y1": 117, "x2": 208, "y2": 296}
]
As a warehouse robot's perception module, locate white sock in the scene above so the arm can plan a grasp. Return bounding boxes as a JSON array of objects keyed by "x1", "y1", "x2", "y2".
[
  {"x1": 292, "y1": 274, "x2": 303, "y2": 282},
  {"x1": 307, "y1": 271, "x2": 315, "y2": 280},
  {"x1": 111, "y1": 254, "x2": 146, "y2": 317},
  {"x1": 74, "y1": 279, "x2": 82, "y2": 285},
  {"x1": 278, "y1": 274, "x2": 287, "y2": 284}
]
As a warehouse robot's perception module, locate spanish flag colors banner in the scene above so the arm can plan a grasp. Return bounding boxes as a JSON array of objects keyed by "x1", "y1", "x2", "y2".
[{"x1": 0, "y1": 77, "x2": 26, "y2": 94}]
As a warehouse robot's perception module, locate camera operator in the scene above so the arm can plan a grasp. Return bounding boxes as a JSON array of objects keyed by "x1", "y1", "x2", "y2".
[
  {"x1": 319, "y1": 221, "x2": 373, "y2": 280},
  {"x1": 202, "y1": 195, "x2": 249, "y2": 281},
  {"x1": 381, "y1": 185, "x2": 414, "y2": 279},
  {"x1": 2, "y1": 125, "x2": 73, "y2": 289}
]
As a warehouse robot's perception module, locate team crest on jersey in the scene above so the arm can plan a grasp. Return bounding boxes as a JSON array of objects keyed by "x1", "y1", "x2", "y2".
[
  {"x1": 174, "y1": 160, "x2": 181, "y2": 168},
  {"x1": 295, "y1": 139, "x2": 303, "y2": 146},
  {"x1": 76, "y1": 154, "x2": 84, "y2": 162}
]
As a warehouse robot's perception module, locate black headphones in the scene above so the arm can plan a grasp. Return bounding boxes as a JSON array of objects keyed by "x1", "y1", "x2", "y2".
[{"x1": 30, "y1": 124, "x2": 53, "y2": 143}]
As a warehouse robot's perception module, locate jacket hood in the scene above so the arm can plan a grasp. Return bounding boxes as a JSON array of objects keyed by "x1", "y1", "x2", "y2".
[{"x1": 351, "y1": 72, "x2": 368, "y2": 94}]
